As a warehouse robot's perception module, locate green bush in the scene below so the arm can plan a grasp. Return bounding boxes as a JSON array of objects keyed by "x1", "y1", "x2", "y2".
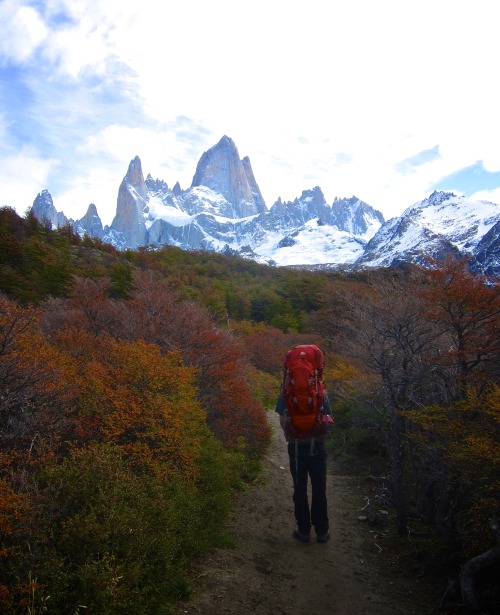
[{"x1": 23, "y1": 438, "x2": 238, "y2": 615}]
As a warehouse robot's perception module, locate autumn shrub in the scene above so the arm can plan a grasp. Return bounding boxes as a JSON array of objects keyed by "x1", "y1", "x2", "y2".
[
  {"x1": 0, "y1": 296, "x2": 80, "y2": 613},
  {"x1": 44, "y1": 274, "x2": 272, "y2": 456},
  {"x1": 0, "y1": 295, "x2": 76, "y2": 451},
  {"x1": 0, "y1": 307, "x2": 249, "y2": 613}
]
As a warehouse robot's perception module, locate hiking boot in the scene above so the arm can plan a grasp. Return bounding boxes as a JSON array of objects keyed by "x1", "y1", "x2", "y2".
[
  {"x1": 293, "y1": 529, "x2": 310, "y2": 543},
  {"x1": 316, "y1": 532, "x2": 330, "y2": 543}
]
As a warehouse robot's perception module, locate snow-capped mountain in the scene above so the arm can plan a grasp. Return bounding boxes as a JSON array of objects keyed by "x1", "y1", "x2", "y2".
[
  {"x1": 470, "y1": 221, "x2": 500, "y2": 276},
  {"x1": 358, "y1": 190, "x2": 500, "y2": 273},
  {"x1": 107, "y1": 136, "x2": 384, "y2": 265},
  {"x1": 67, "y1": 135, "x2": 383, "y2": 266},
  {"x1": 29, "y1": 136, "x2": 500, "y2": 274}
]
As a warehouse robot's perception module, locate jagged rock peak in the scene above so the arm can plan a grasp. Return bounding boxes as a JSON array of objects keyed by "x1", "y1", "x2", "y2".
[
  {"x1": 78, "y1": 203, "x2": 104, "y2": 238},
  {"x1": 191, "y1": 135, "x2": 267, "y2": 217},
  {"x1": 122, "y1": 155, "x2": 148, "y2": 202},
  {"x1": 34, "y1": 189, "x2": 53, "y2": 207},
  {"x1": 32, "y1": 190, "x2": 54, "y2": 222},
  {"x1": 32, "y1": 189, "x2": 67, "y2": 228},
  {"x1": 145, "y1": 174, "x2": 169, "y2": 193},
  {"x1": 273, "y1": 187, "x2": 326, "y2": 212},
  {"x1": 241, "y1": 155, "x2": 267, "y2": 213},
  {"x1": 427, "y1": 190, "x2": 457, "y2": 206},
  {"x1": 110, "y1": 155, "x2": 148, "y2": 248},
  {"x1": 334, "y1": 195, "x2": 362, "y2": 206},
  {"x1": 299, "y1": 186, "x2": 327, "y2": 204},
  {"x1": 402, "y1": 190, "x2": 459, "y2": 218},
  {"x1": 331, "y1": 196, "x2": 385, "y2": 236},
  {"x1": 85, "y1": 203, "x2": 99, "y2": 215},
  {"x1": 332, "y1": 196, "x2": 385, "y2": 218},
  {"x1": 126, "y1": 156, "x2": 142, "y2": 181},
  {"x1": 268, "y1": 185, "x2": 330, "y2": 228}
]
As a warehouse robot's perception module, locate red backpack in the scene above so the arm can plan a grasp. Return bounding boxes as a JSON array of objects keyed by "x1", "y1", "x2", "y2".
[{"x1": 282, "y1": 344, "x2": 327, "y2": 440}]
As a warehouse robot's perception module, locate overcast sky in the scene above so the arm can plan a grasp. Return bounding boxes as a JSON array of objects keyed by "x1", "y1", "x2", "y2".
[{"x1": 1, "y1": 0, "x2": 499, "y2": 226}]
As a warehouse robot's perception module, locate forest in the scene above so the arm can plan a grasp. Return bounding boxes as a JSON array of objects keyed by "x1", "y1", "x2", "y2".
[{"x1": 0, "y1": 205, "x2": 499, "y2": 614}]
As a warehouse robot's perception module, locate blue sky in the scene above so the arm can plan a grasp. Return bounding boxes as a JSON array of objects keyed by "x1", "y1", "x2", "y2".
[{"x1": 1, "y1": 0, "x2": 499, "y2": 226}]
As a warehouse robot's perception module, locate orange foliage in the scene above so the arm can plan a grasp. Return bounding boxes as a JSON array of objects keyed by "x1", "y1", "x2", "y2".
[
  {"x1": 323, "y1": 357, "x2": 379, "y2": 401},
  {"x1": 53, "y1": 329, "x2": 208, "y2": 480},
  {"x1": 0, "y1": 294, "x2": 76, "y2": 457},
  {"x1": 40, "y1": 272, "x2": 271, "y2": 454},
  {"x1": 420, "y1": 257, "x2": 500, "y2": 391},
  {"x1": 121, "y1": 273, "x2": 271, "y2": 452},
  {"x1": 0, "y1": 475, "x2": 31, "y2": 536}
]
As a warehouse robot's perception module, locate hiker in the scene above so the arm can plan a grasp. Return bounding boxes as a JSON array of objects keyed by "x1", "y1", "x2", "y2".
[{"x1": 275, "y1": 344, "x2": 333, "y2": 544}]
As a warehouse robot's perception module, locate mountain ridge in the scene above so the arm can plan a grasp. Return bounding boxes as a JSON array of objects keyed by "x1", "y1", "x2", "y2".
[{"x1": 29, "y1": 136, "x2": 500, "y2": 274}]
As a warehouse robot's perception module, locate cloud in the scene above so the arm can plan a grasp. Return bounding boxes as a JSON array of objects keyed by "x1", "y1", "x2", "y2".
[
  {"x1": 433, "y1": 161, "x2": 500, "y2": 195},
  {"x1": 470, "y1": 187, "x2": 500, "y2": 209},
  {"x1": 0, "y1": 1, "x2": 47, "y2": 64},
  {"x1": 0, "y1": 148, "x2": 54, "y2": 211},
  {"x1": 1, "y1": 0, "x2": 500, "y2": 228},
  {"x1": 54, "y1": 165, "x2": 122, "y2": 226},
  {"x1": 395, "y1": 146, "x2": 441, "y2": 175},
  {"x1": 332, "y1": 153, "x2": 352, "y2": 166},
  {"x1": 81, "y1": 119, "x2": 214, "y2": 181}
]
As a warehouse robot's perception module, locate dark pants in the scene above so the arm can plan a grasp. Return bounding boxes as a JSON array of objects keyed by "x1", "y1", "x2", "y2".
[{"x1": 288, "y1": 441, "x2": 329, "y2": 535}]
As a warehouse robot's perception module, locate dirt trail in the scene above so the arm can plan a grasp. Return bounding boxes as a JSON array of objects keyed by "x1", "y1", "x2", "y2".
[{"x1": 174, "y1": 412, "x2": 441, "y2": 615}]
